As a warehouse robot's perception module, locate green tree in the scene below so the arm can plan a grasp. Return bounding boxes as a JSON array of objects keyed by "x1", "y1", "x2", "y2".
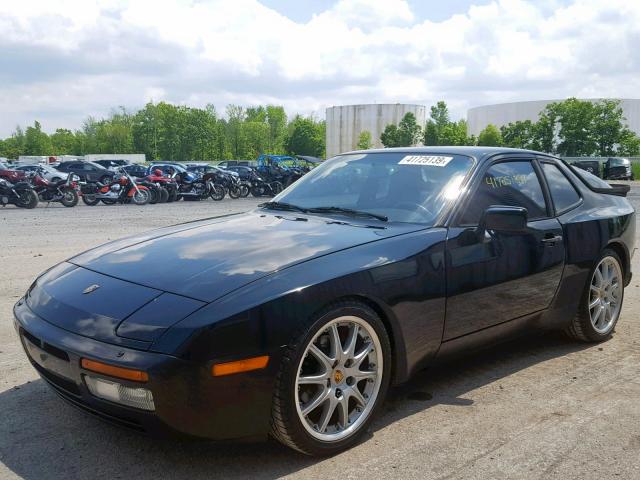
[
  {"x1": 477, "y1": 124, "x2": 503, "y2": 146},
  {"x1": 266, "y1": 105, "x2": 288, "y2": 153},
  {"x1": 592, "y1": 99, "x2": 627, "y2": 156},
  {"x1": 380, "y1": 124, "x2": 400, "y2": 147},
  {"x1": 0, "y1": 127, "x2": 25, "y2": 158},
  {"x1": 24, "y1": 121, "x2": 51, "y2": 155},
  {"x1": 398, "y1": 112, "x2": 422, "y2": 146},
  {"x1": 439, "y1": 119, "x2": 473, "y2": 146},
  {"x1": 546, "y1": 98, "x2": 596, "y2": 156},
  {"x1": 424, "y1": 101, "x2": 450, "y2": 145},
  {"x1": 357, "y1": 130, "x2": 373, "y2": 150},
  {"x1": 500, "y1": 120, "x2": 536, "y2": 149},
  {"x1": 285, "y1": 115, "x2": 324, "y2": 156},
  {"x1": 49, "y1": 128, "x2": 76, "y2": 155}
]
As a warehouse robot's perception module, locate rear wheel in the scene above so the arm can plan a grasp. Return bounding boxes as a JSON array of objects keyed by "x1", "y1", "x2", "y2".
[
  {"x1": 566, "y1": 249, "x2": 625, "y2": 342},
  {"x1": 271, "y1": 301, "x2": 391, "y2": 455},
  {"x1": 228, "y1": 185, "x2": 241, "y2": 199},
  {"x1": 158, "y1": 187, "x2": 169, "y2": 203},
  {"x1": 148, "y1": 188, "x2": 159, "y2": 204},
  {"x1": 82, "y1": 194, "x2": 100, "y2": 206},
  {"x1": 270, "y1": 181, "x2": 283, "y2": 196}
]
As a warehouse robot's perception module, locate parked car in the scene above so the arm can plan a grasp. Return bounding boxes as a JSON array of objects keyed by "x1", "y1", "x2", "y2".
[
  {"x1": 122, "y1": 164, "x2": 148, "y2": 178},
  {"x1": 14, "y1": 147, "x2": 635, "y2": 455},
  {"x1": 55, "y1": 161, "x2": 116, "y2": 183},
  {"x1": 571, "y1": 160, "x2": 601, "y2": 178},
  {"x1": 603, "y1": 157, "x2": 634, "y2": 180},
  {"x1": 93, "y1": 159, "x2": 131, "y2": 170},
  {"x1": 14, "y1": 164, "x2": 69, "y2": 182},
  {"x1": 0, "y1": 164, "x2": 27, "y2": 183},
  {"x1": 217, "y1": 160, "x2": 254, "y2": 167}
]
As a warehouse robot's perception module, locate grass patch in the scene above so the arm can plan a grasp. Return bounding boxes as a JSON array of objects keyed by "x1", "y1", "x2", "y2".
[{"x1": 632, "y1": 162, "x2": 640, "y2": 180}]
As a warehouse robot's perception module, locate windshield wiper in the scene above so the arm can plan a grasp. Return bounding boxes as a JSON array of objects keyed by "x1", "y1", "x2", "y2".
[
  {"x1": 259, "y1": 201, "x2": 309, "y2": 214},
  {"x1": 307, "y1": 206, "x2": 388, "y2": 222}
]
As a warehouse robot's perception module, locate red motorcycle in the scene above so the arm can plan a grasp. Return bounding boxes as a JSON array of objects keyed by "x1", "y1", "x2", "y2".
[
  {"x1": 143, "y1": 169, "x2": 179, "y2": 202},
  {"x1": 29, "y1": 169, "x2": 79, "y2": 207},
  {"x1": 81, "y1": 170, "x2": 150, "y2": 206}
]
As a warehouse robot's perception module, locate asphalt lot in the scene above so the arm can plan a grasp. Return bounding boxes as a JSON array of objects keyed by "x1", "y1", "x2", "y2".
[{"x1": 1, "y1": 188, "x2": 639, "y2": 480}]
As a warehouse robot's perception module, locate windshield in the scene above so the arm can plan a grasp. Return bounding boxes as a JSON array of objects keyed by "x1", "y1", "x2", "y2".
[
  {"x1": 272, "y1": 152, "x2": 474, "y2": 225},
  {"x1": 609, "y1": 158, "x2": 630, "y2": 167}
]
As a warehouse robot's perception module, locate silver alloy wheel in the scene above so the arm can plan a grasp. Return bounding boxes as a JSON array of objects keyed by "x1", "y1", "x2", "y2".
[
  {"x1": 589, "y1": 256, "x2": 623, "y2": 334},
  {"x1": 295, "y1": 316, "x2": 383, "y2": 442}
]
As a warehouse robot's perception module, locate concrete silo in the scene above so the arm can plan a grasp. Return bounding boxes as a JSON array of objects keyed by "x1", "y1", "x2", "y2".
[{"x1": 325, "y1": 103, "x2": 427, "y2": 158}]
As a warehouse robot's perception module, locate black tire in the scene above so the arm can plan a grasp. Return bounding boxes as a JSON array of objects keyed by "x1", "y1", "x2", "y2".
[
  {"x1": 270, "y1": 181, "x2": 283, "y2": 196},
  {"x1": 82, "y1": 194, "x2": 100, "y2": 206},
  {"x1": 251, "y1": 186, "x2": 265, "y2": 197},
  {"x1": 270, "y1": 300, "x2": 392, "y2": 456},
  {"x1": 131, "y1": 188, "x2": 150, "y2": 205},
  {"x1": 60, "y1": 188, "x2": 79, "y2": 207},
  {"x1": 148, "y1": 188, "x2": 159, "y2": 204},
  {"x1": 228, "y1": 185, "x2": 241, "y2": 199},
  {"x1": 210, "y1": 184, "x2": 225, "y2": 201},
  {"x1": 158, "y1": 187, "x2": 169, "y2": 203},
  {"x1": 239, "y1": 183, "x2": 250, "y2": 198},
  {"x1": 566, "y1": 248, "x2": 625, "y2": 342},
  {"x1": 167, "y1": 189, "x2": 178, "y2": 202},
  {"x1": 16, "y1": 189, "x2": 39, "y2": 209}
]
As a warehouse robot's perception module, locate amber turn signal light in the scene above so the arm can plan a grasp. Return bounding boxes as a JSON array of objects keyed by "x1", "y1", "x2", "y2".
[
  {"x1": 81, "y1": 358, "x2": 149, "y2": 383},
  {"x1": 212, "y1": 355, "x2": 269, "y2": 377}
]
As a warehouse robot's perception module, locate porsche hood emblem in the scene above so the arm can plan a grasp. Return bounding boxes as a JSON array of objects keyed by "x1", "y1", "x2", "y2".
[{"x1": 82, "y1": 284, "x2": 101, "y2": 294}]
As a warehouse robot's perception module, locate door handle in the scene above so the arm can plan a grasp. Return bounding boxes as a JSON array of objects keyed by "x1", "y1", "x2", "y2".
[{"x1": 541, "y1": 234, "x2": 562, "y2": 246}]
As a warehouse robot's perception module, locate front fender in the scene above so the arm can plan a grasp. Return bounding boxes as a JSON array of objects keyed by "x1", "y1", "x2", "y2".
[{"x1": 154, "y1": 227, "x2": 448, "y2": 384}]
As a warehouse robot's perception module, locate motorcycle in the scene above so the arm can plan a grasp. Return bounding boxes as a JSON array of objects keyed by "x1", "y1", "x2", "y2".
[
  {"x1": 171, "y1": 170, "x2": 211, "y2": 201},
  {"x1": 81, "y1": 169, "x2": 150, "y2": 206},
  {"x1": 144, "y1": 170, "x2": 179, "y2": 203},
  {"x1": 0, "y1": 178, "x2": 39, "y2": 209},
  {"x1": 250, "y1": 172, "x2": 284, "y2": 197},
  {"x1": 29, "y1": 170, "x2": 79, "y2": 207}
]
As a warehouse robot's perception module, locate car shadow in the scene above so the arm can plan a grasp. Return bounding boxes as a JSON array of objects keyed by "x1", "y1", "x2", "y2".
[{"x1": 0, "y1": 332, "x2": 591, "y2": 480}]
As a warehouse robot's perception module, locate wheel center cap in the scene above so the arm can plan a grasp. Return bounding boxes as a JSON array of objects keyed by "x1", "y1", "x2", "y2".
[{"x1": 334, "y1": 370, "x2": 344, "y2": 384}]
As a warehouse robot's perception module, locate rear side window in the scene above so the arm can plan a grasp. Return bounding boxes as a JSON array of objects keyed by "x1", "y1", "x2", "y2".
[
  {"x1": 542, "y1": 163, "x2": 581, "y2": 213},
  {"x1": 460, "y1": 161, "x2": 547, "y2": 225}
]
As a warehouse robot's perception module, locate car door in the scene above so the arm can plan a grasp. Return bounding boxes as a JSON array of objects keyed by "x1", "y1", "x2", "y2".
[{"x1": 444, "y1": 158, "x2": 565, "y2": 340}]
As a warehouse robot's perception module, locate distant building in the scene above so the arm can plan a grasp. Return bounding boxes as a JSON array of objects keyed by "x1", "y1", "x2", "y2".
[
  {"x1": 467, "y1": 99, "x2": 640, "y2": 137},
  {"x1": 326, "y1": 103, "x2": 427, "y2": 158}
]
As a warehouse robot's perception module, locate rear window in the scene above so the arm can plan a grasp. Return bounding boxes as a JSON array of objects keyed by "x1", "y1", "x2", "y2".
[
  {"x1": 570, "y1": 165, "x2": 612, "y2": 190},
  {"x1": 542, "y1": 163, "x2": 581, "y2": 212}
]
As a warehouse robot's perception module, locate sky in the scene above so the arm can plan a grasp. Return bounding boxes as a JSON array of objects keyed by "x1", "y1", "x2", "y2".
[{"x1": 1, "y1": 0, "x2": 640, "y2": 137}]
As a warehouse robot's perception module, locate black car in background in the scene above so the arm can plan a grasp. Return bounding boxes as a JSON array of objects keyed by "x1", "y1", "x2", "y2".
[
  {"x1": 571, "y1": 159, "x2": 601, "y2": 178},
  {"x1": 604, "y1": 157, "x2": 634, "y2": 180},
  {"x1": 122, "y1": 164, "x2": 148, "y2": 178},
  {"x1": 55, "y1": 161, "x2": 115, "y2": 183},
  {"x1": 14, "y1": 147, "x2": 636, "y2": 456},
  {"x1": 93, "y1": 159, "x2": 131, "y2": 170}
]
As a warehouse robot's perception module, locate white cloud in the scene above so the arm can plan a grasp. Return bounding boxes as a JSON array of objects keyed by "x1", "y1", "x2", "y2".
[{"x1": 1, "y1": 0, "x2": 639, "y2": 136}]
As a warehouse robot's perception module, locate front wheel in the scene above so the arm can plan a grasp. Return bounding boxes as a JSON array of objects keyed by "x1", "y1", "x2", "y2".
[
  {"x1": 210, "y1": 184, "x2": 225, "y2": 201},
  {"x1": 16, "y1": 189, "x2": 39, "y2": 209},
  {"x1": 228, "y1": 185, "x2": 241, "y2": 199},
  {"x1": 270, "y1": 301, "x2": 391, "y2": 455},
  {"x1": 158, "y1": 187, "x2": 169, "y2": 203},
  {"x1": 60, "y1": 188, "x2": 79, "y2": 207},
  {"x1": 566, "y1": 249, "x2": 625, "y2": 342},
  {"x1": 131, "y1": 189, "x2": 150, "y2": 205}
]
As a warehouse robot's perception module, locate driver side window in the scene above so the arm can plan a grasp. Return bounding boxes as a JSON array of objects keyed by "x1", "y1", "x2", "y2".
[{"x1": 459, "y1": 161, "x2": 548, "y2": 225}]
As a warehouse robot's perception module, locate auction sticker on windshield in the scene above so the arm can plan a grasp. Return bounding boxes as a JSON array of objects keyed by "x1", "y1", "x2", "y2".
[{"x1": 399, "y1": 155, "x2": 453, "y2": 167}]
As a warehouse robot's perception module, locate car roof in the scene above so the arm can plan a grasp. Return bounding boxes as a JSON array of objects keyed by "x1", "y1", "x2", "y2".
[{"x1": 342, "y1": 146, "x2": 553, "y2": 162}]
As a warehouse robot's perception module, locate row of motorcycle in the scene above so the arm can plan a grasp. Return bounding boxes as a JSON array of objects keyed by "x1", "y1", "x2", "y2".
[{"x1": 0, "y1": 165, "x2": 285, "y2": 209}]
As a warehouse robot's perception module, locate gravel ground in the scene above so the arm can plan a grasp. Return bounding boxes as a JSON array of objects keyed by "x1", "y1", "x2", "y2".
[{"x1": 1, "y1": 189, "x2": 639, "y2": 480}]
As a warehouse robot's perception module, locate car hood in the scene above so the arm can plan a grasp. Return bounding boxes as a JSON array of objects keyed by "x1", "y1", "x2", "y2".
[{"x1": 69, "y1": 211, "x2": 422, "y2": 303}]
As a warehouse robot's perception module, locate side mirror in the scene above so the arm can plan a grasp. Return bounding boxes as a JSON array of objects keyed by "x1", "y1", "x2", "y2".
[{"x1": 479, "y1": 206, "x2": 528, "y2": 233}]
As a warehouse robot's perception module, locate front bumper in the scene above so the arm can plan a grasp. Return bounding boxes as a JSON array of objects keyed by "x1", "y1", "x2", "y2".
[{"x1": 13, "y1": 299, "x2": 276, "y2": 441}]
